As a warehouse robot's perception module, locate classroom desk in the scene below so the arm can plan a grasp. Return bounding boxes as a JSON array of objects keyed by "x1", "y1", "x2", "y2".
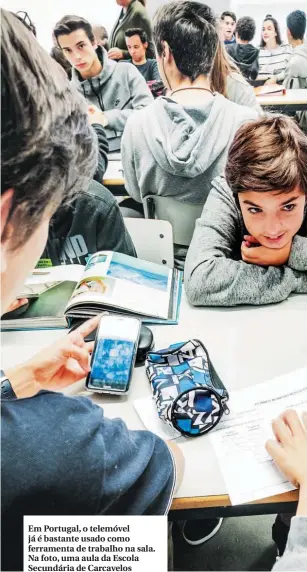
[
  {"x1": 2, "y1": 292, "x2": 306, "y2": 519},
  {"x1": 256, "y1": 88, "x2": 307, "y2": 112},
  {"x1": 103, "y1": 159, "x2": 127, "y2": 198}
]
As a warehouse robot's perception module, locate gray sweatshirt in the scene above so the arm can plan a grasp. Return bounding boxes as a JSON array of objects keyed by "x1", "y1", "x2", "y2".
[
  {"x1": 185, "y1": 176, "x2": 307, "y2": 306},
  {"x1": 272, "y1": 517, "x2": 307, "y2": 571},
  {"x1": 121, "y1": 94, "x2": 258, "y2": 205},
  {"x1": 226, "y1": 72, "x2": 262, "y2": 114},
  {"x1": 276, "y1": 44, "x2": 307, "y2": 88},
  {"x1": 71, "y1": 46, "x2": 153, "y2": 151}
]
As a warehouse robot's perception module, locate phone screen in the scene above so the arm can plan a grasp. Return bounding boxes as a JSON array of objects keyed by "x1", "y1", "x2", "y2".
[{"x1": 87, "y1": 316, "x2": 140, "y2": 393}]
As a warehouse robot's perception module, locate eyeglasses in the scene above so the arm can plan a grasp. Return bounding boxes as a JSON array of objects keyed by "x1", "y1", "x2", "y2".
[{"x1": 15, "y1": 11, "x2": 36, "y2": 36}]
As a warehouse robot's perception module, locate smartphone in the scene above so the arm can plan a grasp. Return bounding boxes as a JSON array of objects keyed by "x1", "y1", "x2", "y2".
[{"x1": 86, "y1": 315, "x2": 141, "y2": 394}]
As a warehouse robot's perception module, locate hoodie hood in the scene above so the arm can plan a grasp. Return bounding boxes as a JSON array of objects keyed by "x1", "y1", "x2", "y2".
[
  {"x1": 71, "y1": 46, "x2": 116, "y2": 99},
  {"x1": 142, "y1": 94, "x2": 243, "y2": 178},
  {"x1": 232, "y1": 44, "x2": 259, "y2": 66}
]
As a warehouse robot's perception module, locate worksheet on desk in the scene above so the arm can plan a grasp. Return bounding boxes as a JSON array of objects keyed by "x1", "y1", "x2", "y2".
[{"x1": 210, "y1": 367, "x2": 307, "y2": 505}]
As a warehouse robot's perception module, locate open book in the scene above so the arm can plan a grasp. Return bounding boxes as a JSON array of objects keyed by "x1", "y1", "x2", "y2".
[{"x1": 1, "y1": 252, "x2": 182, "y2": 331}]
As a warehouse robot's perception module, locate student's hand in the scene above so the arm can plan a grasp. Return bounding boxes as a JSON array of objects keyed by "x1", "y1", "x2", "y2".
[
  {"x1": 265, "y1": 77, "x2": 277, "y2": 85},
  {"x1": 6, "y1": 315, "x2": 101, "y2": 398},
  {"x1": 241, "y1": 236, "x2": 291, "y2": 266},
  {"x1": 88, "y1": 105, "x2": 108, "y2": 127},
  {"x1": 108, "y1": 47, "x2": 124, "y2": 60},
  {"x1": 266, "y1": 410, "x2": 307, "y2": 489}
]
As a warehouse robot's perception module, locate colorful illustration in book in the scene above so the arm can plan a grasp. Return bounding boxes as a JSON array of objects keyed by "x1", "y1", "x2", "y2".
[{"x1": 72, "y1": 276, "x2": 114, "y2": 298}]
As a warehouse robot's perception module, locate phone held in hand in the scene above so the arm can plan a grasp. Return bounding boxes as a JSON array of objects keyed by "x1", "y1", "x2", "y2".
[{"x1": 86, "y1": 314, "x2": 141, "y2": 394}]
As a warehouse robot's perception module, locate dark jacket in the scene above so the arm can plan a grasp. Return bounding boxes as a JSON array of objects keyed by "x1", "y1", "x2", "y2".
[
  {"x1": 109, "y1": 0, "x2": 155, "y2": 60},
  {"x1": 1, "y1": 391, "x2": 175, "y2": 572},
  {"x1": 126, "y1": 58, "x2": 161, "y2": 82},
  {"x1": 41, "y1": 180, "x2": 136, "y2": 266},
  {"x1": 227, "y1": 43, "x2": 260, "y2": 81}
]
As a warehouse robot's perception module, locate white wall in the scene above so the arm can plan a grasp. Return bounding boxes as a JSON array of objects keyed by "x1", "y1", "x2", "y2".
[
  {"x1": 2, "y1": 0, "x2": 305, "y2": 52},
  {"x1": 1, "y1": 0, "x2": 232, "y2": 51},
  {"x1": 1, "y1": 0, "x2": 121, "y2": 51},
  {"x1": 147, "y1": 0, "x2": 231, "y2": 18}
]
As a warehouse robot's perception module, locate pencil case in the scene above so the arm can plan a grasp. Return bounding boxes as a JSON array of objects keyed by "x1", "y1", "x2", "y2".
[{"x1": 146, "y1": 339, "x2": 230, "y2": 437}]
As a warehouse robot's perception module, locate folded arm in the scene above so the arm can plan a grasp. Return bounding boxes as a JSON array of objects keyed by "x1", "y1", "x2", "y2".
[{"x1": 185, "y1": 180, "x2": 307, "y2": 307}]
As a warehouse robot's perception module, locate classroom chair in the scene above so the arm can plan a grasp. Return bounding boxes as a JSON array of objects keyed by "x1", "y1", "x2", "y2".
[
  {"x1": 143, "y1": 195, "x2": 203, "y2": 247},
  {"x1": 124, "y1": 217, "x2": 174, "y2": 267}
]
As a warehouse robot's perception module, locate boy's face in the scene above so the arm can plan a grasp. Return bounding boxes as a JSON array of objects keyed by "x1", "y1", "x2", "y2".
[
  {"x1": 58, "y1": 29, "x2": 98, "y2": 77},
  {"x1": 222, "y1": 17, "x2": 236, "y2": 41},
  {"x1": 238, "y1": 187, "x2": 306, "y2": 249},
  {"x1": 126, "y1": 34, "x2": 147, "y2": 63}
]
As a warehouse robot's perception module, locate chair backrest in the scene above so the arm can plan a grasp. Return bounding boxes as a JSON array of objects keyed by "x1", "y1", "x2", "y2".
[
  {"x1": 289, "y1": 77, "x2": 307, "y2": 89},
  {"x1": 124, "y1": 218, "x2": 174, "y2": 268},
  {"x1": 143, "y1": 195, "x2": 203, "y2": 246}
]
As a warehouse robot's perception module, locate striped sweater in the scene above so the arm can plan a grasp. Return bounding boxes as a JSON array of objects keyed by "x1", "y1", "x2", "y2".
[{"x1": 258, "y1": 44, "x2": 292, "y2": 79}]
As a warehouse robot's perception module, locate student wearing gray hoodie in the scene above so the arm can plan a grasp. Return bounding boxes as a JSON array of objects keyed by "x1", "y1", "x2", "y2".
[
  {"x1": 185, "y1": 115, "x2": 307, "y2": 307},
  {"x1": 54, "y1": 15, "x2": 153, "y2": 151},
  {"x1": 121, "y1": 1, "x2": 258, "y2": 261}
]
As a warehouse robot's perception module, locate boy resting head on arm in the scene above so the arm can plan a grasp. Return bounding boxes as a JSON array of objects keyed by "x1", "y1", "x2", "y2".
[{"x1": 185, "y1": 115, "x2": 307, "y2": 307}]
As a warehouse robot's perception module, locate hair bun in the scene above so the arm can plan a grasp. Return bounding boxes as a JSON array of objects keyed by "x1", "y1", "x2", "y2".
[{"x1": 265, "y1": 14, "x2": 273, "y2": 18}]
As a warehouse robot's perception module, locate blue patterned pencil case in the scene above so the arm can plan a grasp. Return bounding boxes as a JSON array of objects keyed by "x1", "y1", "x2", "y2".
[{"x1": 146, "y1": 339, "x2": 230, "y2": 437}]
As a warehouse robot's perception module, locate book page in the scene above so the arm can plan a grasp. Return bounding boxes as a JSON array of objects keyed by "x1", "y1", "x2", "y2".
[
  {"x1": 18, "y1": 265, "x2": 84, "y2": 299},
  {"x1": 210, "y1": 368, "x2": 307, "y2": 505},
  {"x1": 65, "y1": 252, "x2": 173, "y2": 320}
]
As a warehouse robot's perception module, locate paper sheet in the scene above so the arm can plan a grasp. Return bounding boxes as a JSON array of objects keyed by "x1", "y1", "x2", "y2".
[
  {"x1": 133, "y1": 396, "x2": 179, "y2": 440},
  {"x1": 210, "y1": 367, "x2": 307, "y2": 505}
]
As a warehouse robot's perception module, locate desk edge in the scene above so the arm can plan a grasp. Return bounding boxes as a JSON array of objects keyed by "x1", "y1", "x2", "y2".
[{"x1": 171, "y1": 489, "x2": 299, "y2": 510}]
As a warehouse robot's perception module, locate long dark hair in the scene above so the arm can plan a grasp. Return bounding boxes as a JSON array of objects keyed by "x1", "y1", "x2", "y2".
[{"x1": 260, "y1": 15, "x2": 282, "y2": 48}]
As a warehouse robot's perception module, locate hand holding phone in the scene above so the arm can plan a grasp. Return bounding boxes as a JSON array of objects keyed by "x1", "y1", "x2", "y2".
[{"x1": 86, "y1": 315, "x2": 141, "y2": 394}]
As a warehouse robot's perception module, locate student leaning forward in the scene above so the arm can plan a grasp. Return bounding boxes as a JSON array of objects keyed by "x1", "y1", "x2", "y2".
[{"x1": 185, "y1": 114, "x2": 307, "y2": 306}]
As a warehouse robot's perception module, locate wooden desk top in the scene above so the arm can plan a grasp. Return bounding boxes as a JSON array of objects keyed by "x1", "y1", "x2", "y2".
[
  {"x1": 103, "y1": 177, "x2": 125, "y2": 186},
  {"x1": 171, "y1": 489, "x2": 299, "y2": 511},
  {"x1": 256, "y1": 88, "x2": 307, "y2": 108}
]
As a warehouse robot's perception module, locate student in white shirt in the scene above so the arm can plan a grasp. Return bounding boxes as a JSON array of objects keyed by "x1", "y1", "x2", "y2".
[{"x1": 258, "y1": 15, "x2": 292, "y2": 80}]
